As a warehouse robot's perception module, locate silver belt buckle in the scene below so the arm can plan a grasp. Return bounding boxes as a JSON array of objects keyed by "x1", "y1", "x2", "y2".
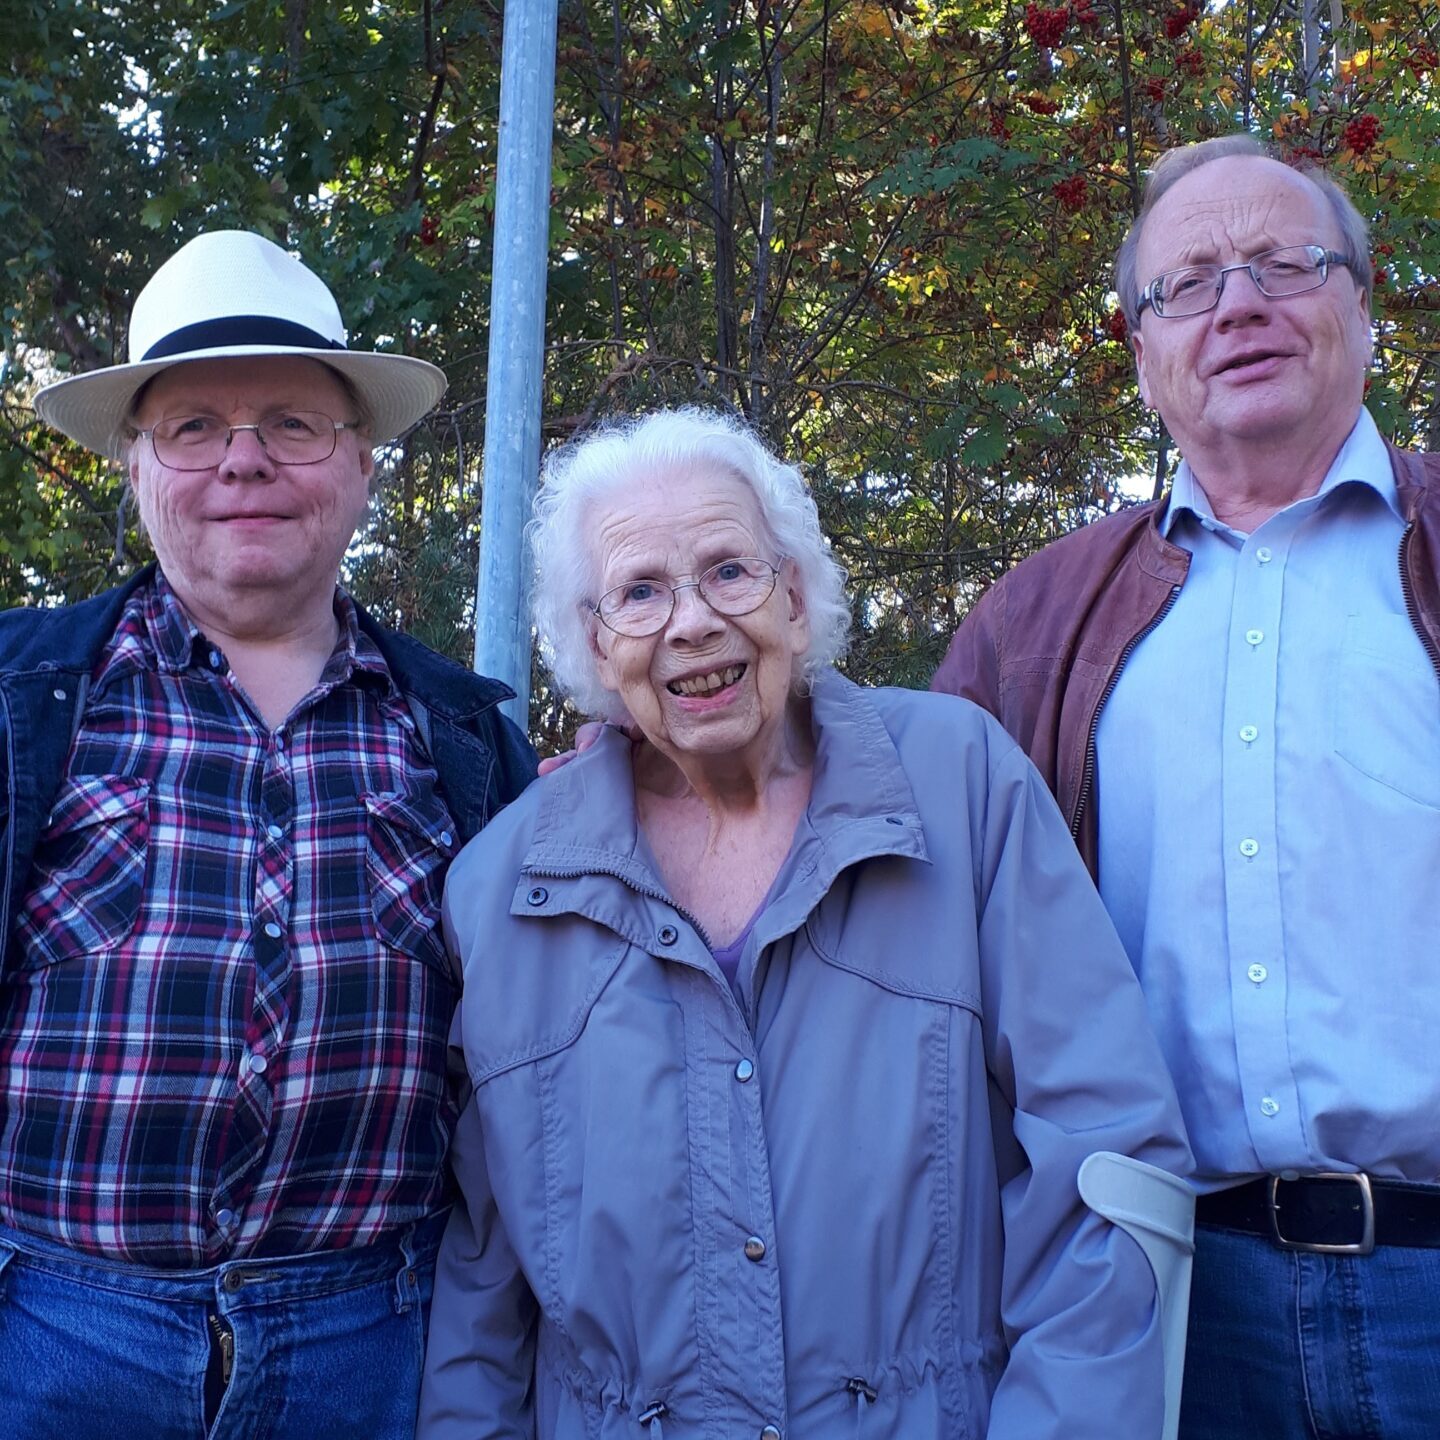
[{"x1": 1268, "y1": 1172, "x2": 1375, "y2": 1256}]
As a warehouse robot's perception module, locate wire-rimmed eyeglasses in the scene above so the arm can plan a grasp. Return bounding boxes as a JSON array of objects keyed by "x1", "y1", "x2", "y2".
[
  {"x1": 1137, "y1": 244, "x2": 1353, "y2": 319},
  {"x1": 136, "y1": 412, "x2": 360, "y2": 470},
  {"x1": 589, "y1": 556, "x2": 784, "y2": 637}
]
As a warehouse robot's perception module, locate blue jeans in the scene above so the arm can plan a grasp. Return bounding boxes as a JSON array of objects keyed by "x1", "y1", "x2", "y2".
[
  {"x1": 0, "y1": 1212, "x2": 445, "y2": 1440},
  {"x1": 1180, "y1": 1222, "x2": 1440, "y2": 1440}
]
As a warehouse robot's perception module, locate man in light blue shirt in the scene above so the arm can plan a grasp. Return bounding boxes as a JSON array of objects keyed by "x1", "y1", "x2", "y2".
[{"x1": 935, "y1": 135, "x2": 1440, "y2": 1439}]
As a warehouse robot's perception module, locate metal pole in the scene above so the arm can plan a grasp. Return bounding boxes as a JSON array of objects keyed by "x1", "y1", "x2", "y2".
[{"x1": 473, "y1": 0, "x2": 559, "y2": 725}]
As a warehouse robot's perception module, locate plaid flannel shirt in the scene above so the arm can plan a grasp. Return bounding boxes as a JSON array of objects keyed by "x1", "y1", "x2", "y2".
[{"x1": 0, "y1": 574, "x2": 463, "y2": 1266}]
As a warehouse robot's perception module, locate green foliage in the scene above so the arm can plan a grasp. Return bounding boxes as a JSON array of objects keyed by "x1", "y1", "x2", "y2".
[{"x1": 4, "y1": 0, "x2": 1440, "y2": 750}]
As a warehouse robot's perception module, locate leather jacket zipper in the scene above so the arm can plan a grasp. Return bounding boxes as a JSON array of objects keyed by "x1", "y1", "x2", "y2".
[
  {"x1": 1070, "y1": 584, "x2": 1182, "y2": 842},
  {"x1": 1399, "y1": 522, "x2": 1440, "y2": 678}
]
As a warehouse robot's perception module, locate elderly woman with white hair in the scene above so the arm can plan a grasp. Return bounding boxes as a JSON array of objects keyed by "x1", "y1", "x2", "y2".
[{"x1": 417, "y1": 407, "x2": 1191, "y2": 1440}]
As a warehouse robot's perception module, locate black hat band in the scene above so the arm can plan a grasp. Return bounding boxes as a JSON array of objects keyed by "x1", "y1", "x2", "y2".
[{"x1": 141, "y1": 315, "x2": 346, "y2": 361}]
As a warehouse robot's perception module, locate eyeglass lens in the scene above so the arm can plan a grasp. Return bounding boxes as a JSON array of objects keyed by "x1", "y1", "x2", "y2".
[
  {"x1": 1154, "y1": 245, "x2": 1332, "y2": 316},
  {"x1": 151, "y1": 412, "x2": 339, "y2": 469},
  {"x1": 598, "y1": 558, "x2": 778, "y2": 635}
]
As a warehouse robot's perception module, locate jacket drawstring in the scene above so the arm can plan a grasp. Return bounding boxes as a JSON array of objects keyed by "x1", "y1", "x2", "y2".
[
  {"x1": 845, "y1": 1377, "x2": 877, "y2": 1439},
  {"x1": 638, "y1": 1400, "x2": 668, "y2": 1438}
]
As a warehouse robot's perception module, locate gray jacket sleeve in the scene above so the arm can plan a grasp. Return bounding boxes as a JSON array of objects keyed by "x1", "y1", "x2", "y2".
[
  {"x1": 416, "y1": 1021, "x2": 539, "y2": 1439},
  {"x1": 974, "y1": 740, "x2": 1193, "y2": 1439}
]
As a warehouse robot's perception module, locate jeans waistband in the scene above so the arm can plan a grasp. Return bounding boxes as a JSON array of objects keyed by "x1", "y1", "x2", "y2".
[
  {"x1": 0, "y1": 1208, "x2": 449, "y2": 1307},
  {"x1": 1196, "y1": 1175, "x2": 1440, "y2": 1254}
]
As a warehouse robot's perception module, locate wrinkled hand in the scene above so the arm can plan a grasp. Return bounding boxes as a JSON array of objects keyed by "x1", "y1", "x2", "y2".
[{"x1": 537, "y1": 720, "x2": 610, "y2": 776}]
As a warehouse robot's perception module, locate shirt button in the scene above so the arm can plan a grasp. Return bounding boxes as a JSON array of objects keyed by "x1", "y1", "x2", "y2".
[
  {"x1": 266, "y1": 823, "x2": 284, "y2": 841},
  {"x1": 440, "y1": 830, "x2": 454, "y2": 848},
  {"x1": 263, "y1": 921, "x2": 283, "y2": 939},
  {"x1": 1247, "y1": 963, "x2": 1268, "y2": 984},
  {"x1": 657, "y1": 925, "x2": 678, "y2": 946},
  {"x1": 1260, "y1": 1097, "x2": 1280, "y2": 1117},
  {"x1": 248, "y1": 1053, "x2": 269, "y2": 1075},
  {"x1": 735, "y1": 1058, "x2": 755, "y2": 1083},
  {"x1": 215, "y1": 1207, "x2": 236, "y2": 1228},
  {"x1": 1238, "y1": 838, "x2": 1260, "y2": 857},
  {"x1": 52, "y1": 687, "x2": 68, "y2": 701},
  {"x1": 761, "y1": 1428, "x2": 783, "y2": 1440},
  {"x1": 1245, "y1": 628, "x2": 1264, "y2": 646},
  {"x1": 1255, "y1": 547, "x2": 1273, "y2": 563},
  {"x1": 209, "y1": 649, "x2": 223, "y2": 670},
  {"x1": 743, "y1": 1235, "x2": 766, "y2": 1262},
  {"x1": 275, "y1": 733, "x2": 286, "y2": 751},
  {"x1": 1238, "y1": 725, "x2": 1258, "y2": 742}
]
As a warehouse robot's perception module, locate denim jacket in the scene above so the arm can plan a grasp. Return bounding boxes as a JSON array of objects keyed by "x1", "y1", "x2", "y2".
[
  {"x1": 0, "y1": 565, "x2": 537, "y2": 976},
  {"x1": 420, "y1": 672, "x2": 1192, "y2": 1440}
]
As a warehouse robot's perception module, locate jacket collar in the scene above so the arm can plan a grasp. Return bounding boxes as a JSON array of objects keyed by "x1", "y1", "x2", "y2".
[{"x1": 518, "y1": 670, "x2": 929, "y2": 950}]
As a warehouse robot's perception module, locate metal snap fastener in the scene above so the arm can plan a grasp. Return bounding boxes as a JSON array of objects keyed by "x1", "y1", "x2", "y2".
[
  {"x1": 52, "y1": 688, "x2": 67, "y2": 701},
  {"x1": 744, "y1": 1235, "x2": 766, "y2": 1262},
  {"x1": 657, "y1": 924, "x2": 678, "y2": 945},
  {"x1": 735, "y1": 1058, "x2": 755, "y2": 1083},
  {"x1": 527, "y1": 886, "x2": 549, "y2": 906},
  {"x1": 222, "y1": 1268, "x2": 245, "y2": 1292},
  {"x1": 761, "y1": 1426, "x2": 783, "y2": 1440}
]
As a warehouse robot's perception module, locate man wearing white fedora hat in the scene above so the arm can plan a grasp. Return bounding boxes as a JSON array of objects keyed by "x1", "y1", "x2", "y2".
[{"x1": 0, "y1": 230, "x2": 536, "y2": 1438}]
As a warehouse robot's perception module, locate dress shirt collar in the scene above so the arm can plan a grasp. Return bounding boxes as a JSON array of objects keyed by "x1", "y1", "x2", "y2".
[
  {"x1": 1161, "y1": 407, "x2": 1401, "y2": 539},
  {"x1": 144, "y1": 567, "x2": 391, "y2": 689}
]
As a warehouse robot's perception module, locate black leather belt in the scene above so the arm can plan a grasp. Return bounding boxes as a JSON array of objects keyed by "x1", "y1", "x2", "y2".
[{"x1": 1196, "y1": 1173, "x2": 1440, "y2": 1256}]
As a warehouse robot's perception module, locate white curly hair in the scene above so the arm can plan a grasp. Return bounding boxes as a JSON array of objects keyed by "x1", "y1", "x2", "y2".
[{"x1": 529, "y1": 406, "x2": 851, "y2": 723}]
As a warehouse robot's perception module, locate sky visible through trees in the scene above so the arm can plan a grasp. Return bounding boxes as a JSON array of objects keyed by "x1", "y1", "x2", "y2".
[{"x1": 3, "y1": 0, "x2": 1438, "y2": 746}]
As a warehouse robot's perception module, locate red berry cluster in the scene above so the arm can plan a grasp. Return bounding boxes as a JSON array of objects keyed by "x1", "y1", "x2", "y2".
[
  {"x1": 419, "y1": 214, "x2": 440, "y2": 246},
  {"x1": 1022, "y1": 94, "x2": 1060, "y2": 114},
  {"x1": 1343, "y1": 112, "x2": 1382, "y2": 155},
  {"x1": 1141, "y1": 75, "x2": 1166, "y2": 103},
  {"x1": 1410, "y1": 43, "x2": 1439, "y2": 78},
  {"x1": 1024, "y1": 2, "x2": 1069, "y2": 48},
  {"x1": 1072, "y1": 0, "x2": 1101, "y2": 28},
  {"x1": 1163, "y1": 3, "x2": 1201, "y2": 40},
  {"x1": 1177, "y1": 47, "x2": 1205, "y2": 77},
  {"x1": 989, "y1": 107, "x2": 1011, "y2": 140},
  {"x1": 1106, "y1": 308, "x2": 1129, "y2": 342},
  {"x1": 1052, "y1": 175, "x2": 1089, "y2": 212}
]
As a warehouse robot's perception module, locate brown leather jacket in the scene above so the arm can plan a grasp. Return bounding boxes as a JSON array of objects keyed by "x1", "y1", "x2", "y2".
[{"x1": 931, "y1": 440, "x2": 1440, "y2": 878}]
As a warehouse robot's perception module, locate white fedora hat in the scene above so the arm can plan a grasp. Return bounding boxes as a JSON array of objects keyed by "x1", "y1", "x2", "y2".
[{"x1": 33, "y1": 230, "x2": 448, "y2": 460}]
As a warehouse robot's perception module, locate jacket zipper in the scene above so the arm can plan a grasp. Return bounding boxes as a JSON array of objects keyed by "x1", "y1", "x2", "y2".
[
  {"x1": 1070, "y1": 585, "x2": 1182, "y2": 842},
  {"x1": 525, "y1": 863, "x2": 714, "y2": 950},
  {"x1": 1399, "y1": 522, "x2": 1440, "y2": 679}
]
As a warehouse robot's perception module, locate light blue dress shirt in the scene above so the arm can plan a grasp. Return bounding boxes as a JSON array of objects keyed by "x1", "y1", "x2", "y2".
[{"x1": 1096, "y1": 409, "x2": 1440, "y2": 1189}]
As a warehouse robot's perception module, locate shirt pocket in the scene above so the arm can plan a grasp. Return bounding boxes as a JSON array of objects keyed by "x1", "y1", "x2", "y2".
[
  {"x1": 363, "y1": 787, "x2": 461, "y2": 981},
  {"x1": 1332, "y1": 614, "x2": 1440, "y2": 809},
  {"x1": 14, "y1": 774, "x2": 151, "y2": 971}
]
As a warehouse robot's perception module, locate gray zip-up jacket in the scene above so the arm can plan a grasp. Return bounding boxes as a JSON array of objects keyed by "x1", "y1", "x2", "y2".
[{"x1": 419, "y1": 672, "x2": 1191, "y2": 1440}]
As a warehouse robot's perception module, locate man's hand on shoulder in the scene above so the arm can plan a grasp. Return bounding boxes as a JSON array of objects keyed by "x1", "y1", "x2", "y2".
[{"x1": 538, "y1": 721, "x2": 612, "y2": 776}]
